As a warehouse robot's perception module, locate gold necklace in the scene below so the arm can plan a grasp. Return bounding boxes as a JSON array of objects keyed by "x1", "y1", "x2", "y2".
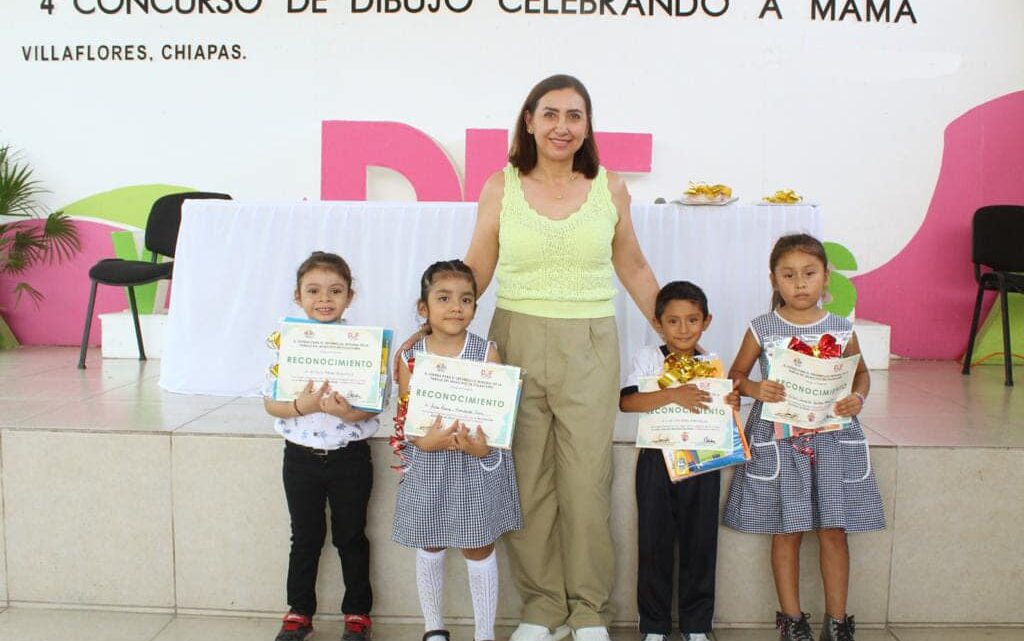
[{"x1": 549, "y1": 172, "x2": 578, "y2": 200}]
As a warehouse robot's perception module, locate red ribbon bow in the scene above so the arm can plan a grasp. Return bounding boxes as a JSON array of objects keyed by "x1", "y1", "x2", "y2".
[
  {"x1": 784, "y1": 334, "x2": 841, "y2": 465},
  {"x1": 787, "y1": 333, "x2": 841, "y2": 359},
  {"x1": 389, "y1": 354, "x2": 415, "y2": 472}
]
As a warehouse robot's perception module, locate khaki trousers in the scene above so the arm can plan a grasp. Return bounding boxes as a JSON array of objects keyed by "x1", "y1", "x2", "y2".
[{"x1": 489, "y1": 308, "x2": 620, "y2": 630}]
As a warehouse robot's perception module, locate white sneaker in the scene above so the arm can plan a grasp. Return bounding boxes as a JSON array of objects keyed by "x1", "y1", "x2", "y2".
[
  {"x1": 510, "y1": 623, "x2": 560, "y2": 641},
  {"x1": 552, "y1": 626, "x2": 571, "y2": 641},
  {"x1": 642, "y1": 635, "x2": 669, "y2": 641},
  {"x1": 683, "y1": 634, "x2": 712, "y2": 641},
  {"x1": 572, "y1": 627, "x2": 612, "y2": 641}
]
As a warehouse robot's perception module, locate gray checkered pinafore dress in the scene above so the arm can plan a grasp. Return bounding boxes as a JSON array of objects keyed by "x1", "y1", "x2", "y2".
[
  {"x1": 722, "y1": 312, "x2": 886, "y2": 534},
  {"x1": 391, "y1": 332, "x2": 523, "y2": 549}
]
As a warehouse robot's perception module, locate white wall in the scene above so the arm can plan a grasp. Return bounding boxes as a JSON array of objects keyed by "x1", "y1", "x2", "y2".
[{"x1": 2, "y1": 0, "x2": 1023, "y2": 273}]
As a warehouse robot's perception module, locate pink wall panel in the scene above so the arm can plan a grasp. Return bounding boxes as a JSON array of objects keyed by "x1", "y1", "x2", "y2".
[
  {"x1": 852, "y1": 91, "x2": 1024, "y2": 358},
  {"x1": 1, "y1": 220, "x2": 124, "y2": 346}
]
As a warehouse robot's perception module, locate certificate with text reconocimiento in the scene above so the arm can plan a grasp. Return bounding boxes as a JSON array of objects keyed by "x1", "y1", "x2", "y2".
[
  {"x1": 635, "y1": 376, "x2": 735, "y2": 451},
  {"x1": 405, "y1": 352, "x2": 522, "y2": 449},
  {"x1": 761, "y1": 348, "x2": 859, "y2": 430},
  {"x1": 273, "y1": 318, "x2": 391, "y2": 413}
]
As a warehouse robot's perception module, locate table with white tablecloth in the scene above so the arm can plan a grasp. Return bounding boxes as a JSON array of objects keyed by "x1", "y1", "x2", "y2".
[{"x1": 159, "y1": 201, "x2": 821, "y2": 396}]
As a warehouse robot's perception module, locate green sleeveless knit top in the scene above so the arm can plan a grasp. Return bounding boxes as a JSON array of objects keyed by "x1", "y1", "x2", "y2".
[{"x1": 495, "y1": 164, "x2": 618, "y2": 318}]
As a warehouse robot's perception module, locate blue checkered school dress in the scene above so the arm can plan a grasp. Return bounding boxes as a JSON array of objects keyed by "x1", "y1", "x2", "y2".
[
  {"x1": 722, "y1": 312, "x2": 886, "y2": 534},
  {"x1": 391, "y1": 332, "x2": 523, "y2": 549}
]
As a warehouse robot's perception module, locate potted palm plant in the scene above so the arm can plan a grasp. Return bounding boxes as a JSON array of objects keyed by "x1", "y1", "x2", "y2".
[{"x1": 0, "y1": 145, "x2": 81, "y2": 348}]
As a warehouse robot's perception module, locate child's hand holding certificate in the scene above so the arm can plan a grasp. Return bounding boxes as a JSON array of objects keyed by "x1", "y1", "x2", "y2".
[
  {"x1": 635, "y1": 356, "x2": 735, "y2": 452},
  {"x1": 404, "y1": 352, "x2": 522, "y2": 449},
  {"x1": 272, "y1": 318, "x2": 392, "y2": 413},
  {"x1": 761, "y1": 345, "x2": 860, "y2": 431},
  {"x1": 636, "y1": 376, "x2": 736, "y2": 451}
]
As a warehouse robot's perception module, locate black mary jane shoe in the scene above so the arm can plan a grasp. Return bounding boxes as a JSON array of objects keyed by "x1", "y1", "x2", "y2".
[{"x1": 423, "y1": 630, "x2": 450, "y2": 641}]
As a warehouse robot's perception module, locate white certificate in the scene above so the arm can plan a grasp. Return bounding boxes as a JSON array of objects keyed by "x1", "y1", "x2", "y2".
[
  {"x1": 405, "y1": 352, "x2": 522, "y2": 450},
  {"x1": 635, "y1": 377, "x2": 735, "y2": 451},
  {"x1": 273, "y1": 318, "x2": 391, "y2": 413},
  {"x1": 761, "y1": 348, "x2": 860, "y2": 430}
]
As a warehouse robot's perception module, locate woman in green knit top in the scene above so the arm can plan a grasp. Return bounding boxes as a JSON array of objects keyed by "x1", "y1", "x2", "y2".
[{"x1": 465, "y1": 74, "x2": 660, "y2": 641}]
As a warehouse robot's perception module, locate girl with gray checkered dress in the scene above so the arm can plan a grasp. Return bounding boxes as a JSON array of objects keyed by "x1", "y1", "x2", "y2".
[
  {"x1": 723, "y1": 235, "x2": 884, "y2": 641},
  {"x1": 392, "y1": 260, "x2": 522, "y2": 641}
]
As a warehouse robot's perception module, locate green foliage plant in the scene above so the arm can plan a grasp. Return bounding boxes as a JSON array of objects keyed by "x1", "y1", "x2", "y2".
[{"x1": 0, "y1": 145, "x2": 81, "y2": 310}]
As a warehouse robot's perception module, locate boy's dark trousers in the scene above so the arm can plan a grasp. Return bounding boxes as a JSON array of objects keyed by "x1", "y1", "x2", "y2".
[
  {"x1": 283, "y1": 439, "x2": 373, "y2": 617},
  {"x1": 636, "y1": 448, "x2": 720, "y2": 635}
]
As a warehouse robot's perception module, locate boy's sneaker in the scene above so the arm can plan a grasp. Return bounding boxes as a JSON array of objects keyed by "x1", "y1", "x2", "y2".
[
  {"x1": 275, "y1": 611, "x2": 313, "y2": 641},
  {"x1": 342, "y1": 614, "x2": 372, "y2": 641},
  {"x1": 641, "y1": 635, "x2": 669, "y2": 641},
  {"x1": 776, "y1": 612, "x2": 814, "y2": 641},
  {"x1": 819, "y1": 614, "x2": 855, "y2": 641},
  {"x1": 683, "y1": 634, "x2": 713, "y2": 641}
]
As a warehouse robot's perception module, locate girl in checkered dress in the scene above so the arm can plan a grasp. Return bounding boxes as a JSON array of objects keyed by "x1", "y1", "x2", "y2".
[
  {"x1": 722, "y1": 235, "x2": 884, "y2": 641},
  {"x1": 392, "y1": 259, "x2": 523, "y2": 641}
]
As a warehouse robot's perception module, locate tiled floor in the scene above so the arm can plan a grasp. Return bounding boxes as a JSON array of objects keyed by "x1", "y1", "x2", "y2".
[
  {"x1": 1, "y1": 348, "x2": 1021, "y2": 448},
  {"x1": 0, "y1": 608, "x2": 1021, "y2": 641}
]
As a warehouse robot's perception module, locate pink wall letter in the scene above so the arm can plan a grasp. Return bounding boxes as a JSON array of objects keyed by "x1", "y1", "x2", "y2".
[
  {"x1": 594, "y1": 132, "x2": 653, "y2": 173},
  {"x1": 464, "y1": 129, "x2": 510, "y2": 202},
  {"x1": 321, "y1": 121, "x2": 463, "y2": 201}
]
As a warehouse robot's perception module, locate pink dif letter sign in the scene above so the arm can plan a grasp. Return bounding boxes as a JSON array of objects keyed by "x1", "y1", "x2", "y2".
[
  {"x1": 321, "y1": 121, "x2": 463, "y2": 201},
  {"x1": 323, "y1": 121, "x2": 653, "y2": 203}
]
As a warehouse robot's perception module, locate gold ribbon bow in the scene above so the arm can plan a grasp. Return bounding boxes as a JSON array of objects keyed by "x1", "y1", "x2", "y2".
[
  {"x1": 657, "y1": 353, "x2": 719, "y2": 389},
  {"x1": 266, "y1": 331, "x2": 281, "y2": 350},
  {"x1": 685, "y1": 182, "x2": 733, "y2": 200},
  {"x1": 762, "y1": 189, "x2": 803, "y2": 204}
]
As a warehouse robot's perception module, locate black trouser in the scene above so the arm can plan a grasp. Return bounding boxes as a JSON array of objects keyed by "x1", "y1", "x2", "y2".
[
  {"x1": 283, "y1": 439, "x2": 373, "y2": 617},
  {"x1": 636, "y1": 448, "x2": 720, "y2": 635}
]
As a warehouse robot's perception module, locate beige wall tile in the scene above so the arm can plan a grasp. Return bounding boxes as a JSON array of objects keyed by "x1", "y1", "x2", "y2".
[
  {"x1": 2, "y1": 431, "x2": 174, "y2": 607},
  {"x1": 0, "y1": 608, "x2": 171, "y2": 641},
  {"x1": 172, "y1": 435, "x2": 291, "y2": 612},
  {"x1": 171, "y1": 437, "x2": 526, "y2": 619},
  {"x1": 0, "y1": 438, "x2": 6, "y2": 605},
  {"x1": 889, "y1": 448, "x2": 1024, "y2": 624},
  {"x1": 715, "y1": 628, "x2": 897, "y2": 640},
  {"x1": 889, "y1": 627, "x2": 1024, "y2": 641},
  {"x1": 609, "y1": 446, "x2": 639, "y2": 624}
]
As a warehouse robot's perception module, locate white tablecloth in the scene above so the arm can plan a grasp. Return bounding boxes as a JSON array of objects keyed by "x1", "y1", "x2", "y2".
[{"x1": 160, "y1": 201, "x2": 820, "y2": 396}]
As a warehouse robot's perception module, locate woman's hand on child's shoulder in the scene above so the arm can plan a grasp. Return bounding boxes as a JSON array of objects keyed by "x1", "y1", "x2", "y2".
[
  {"x1": 669, "y1": 383, "x2": 711, "y2": 413},
  {"x1": 296, "y1": 380, "x2": 330, "y2": 416},
  {"x1": 392, "y1": 324, "x2": 430, "y2": 381},
  {"x1": 752, "y1": 379, "x2": 786, "y2": 403},
  {"x1": 454, "y1": 423, "x2": 491, "y2": 458},
  {"x1": 833, "y1": 393, "x2": 864, "y2": 418},
  {"x1": 412, "y1": 415, "x2": 458, "y2": 452}
]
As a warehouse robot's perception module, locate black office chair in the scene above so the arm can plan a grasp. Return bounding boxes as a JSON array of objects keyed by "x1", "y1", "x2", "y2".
[
  {"x1": 961, "y1": 204, "x2": 1024, "y2": 386},
  {"x1": 77, "y1": 191, "x2": 231, "y2": 369}
]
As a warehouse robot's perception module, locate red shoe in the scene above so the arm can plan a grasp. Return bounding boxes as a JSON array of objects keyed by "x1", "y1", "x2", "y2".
[
  {"x1": 343, "y1": 614, "x2": 372, "y2": 641},
  {"x1": 275, "y1": 611, "x2": 313, "y2": 641}
]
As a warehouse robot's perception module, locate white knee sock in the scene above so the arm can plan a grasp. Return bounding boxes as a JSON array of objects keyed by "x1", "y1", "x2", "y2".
[
  {"x1": 416, "y1": 548, "x2": 446, "y2": 631},
  {"x1": 465, "y1": 550, "x2": 499, "y2": 641}
]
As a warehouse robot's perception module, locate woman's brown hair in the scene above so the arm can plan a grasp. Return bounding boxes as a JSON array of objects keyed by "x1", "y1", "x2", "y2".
[{"x1": 508, "y1": 74, "x2": 600, "y2": 179}]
